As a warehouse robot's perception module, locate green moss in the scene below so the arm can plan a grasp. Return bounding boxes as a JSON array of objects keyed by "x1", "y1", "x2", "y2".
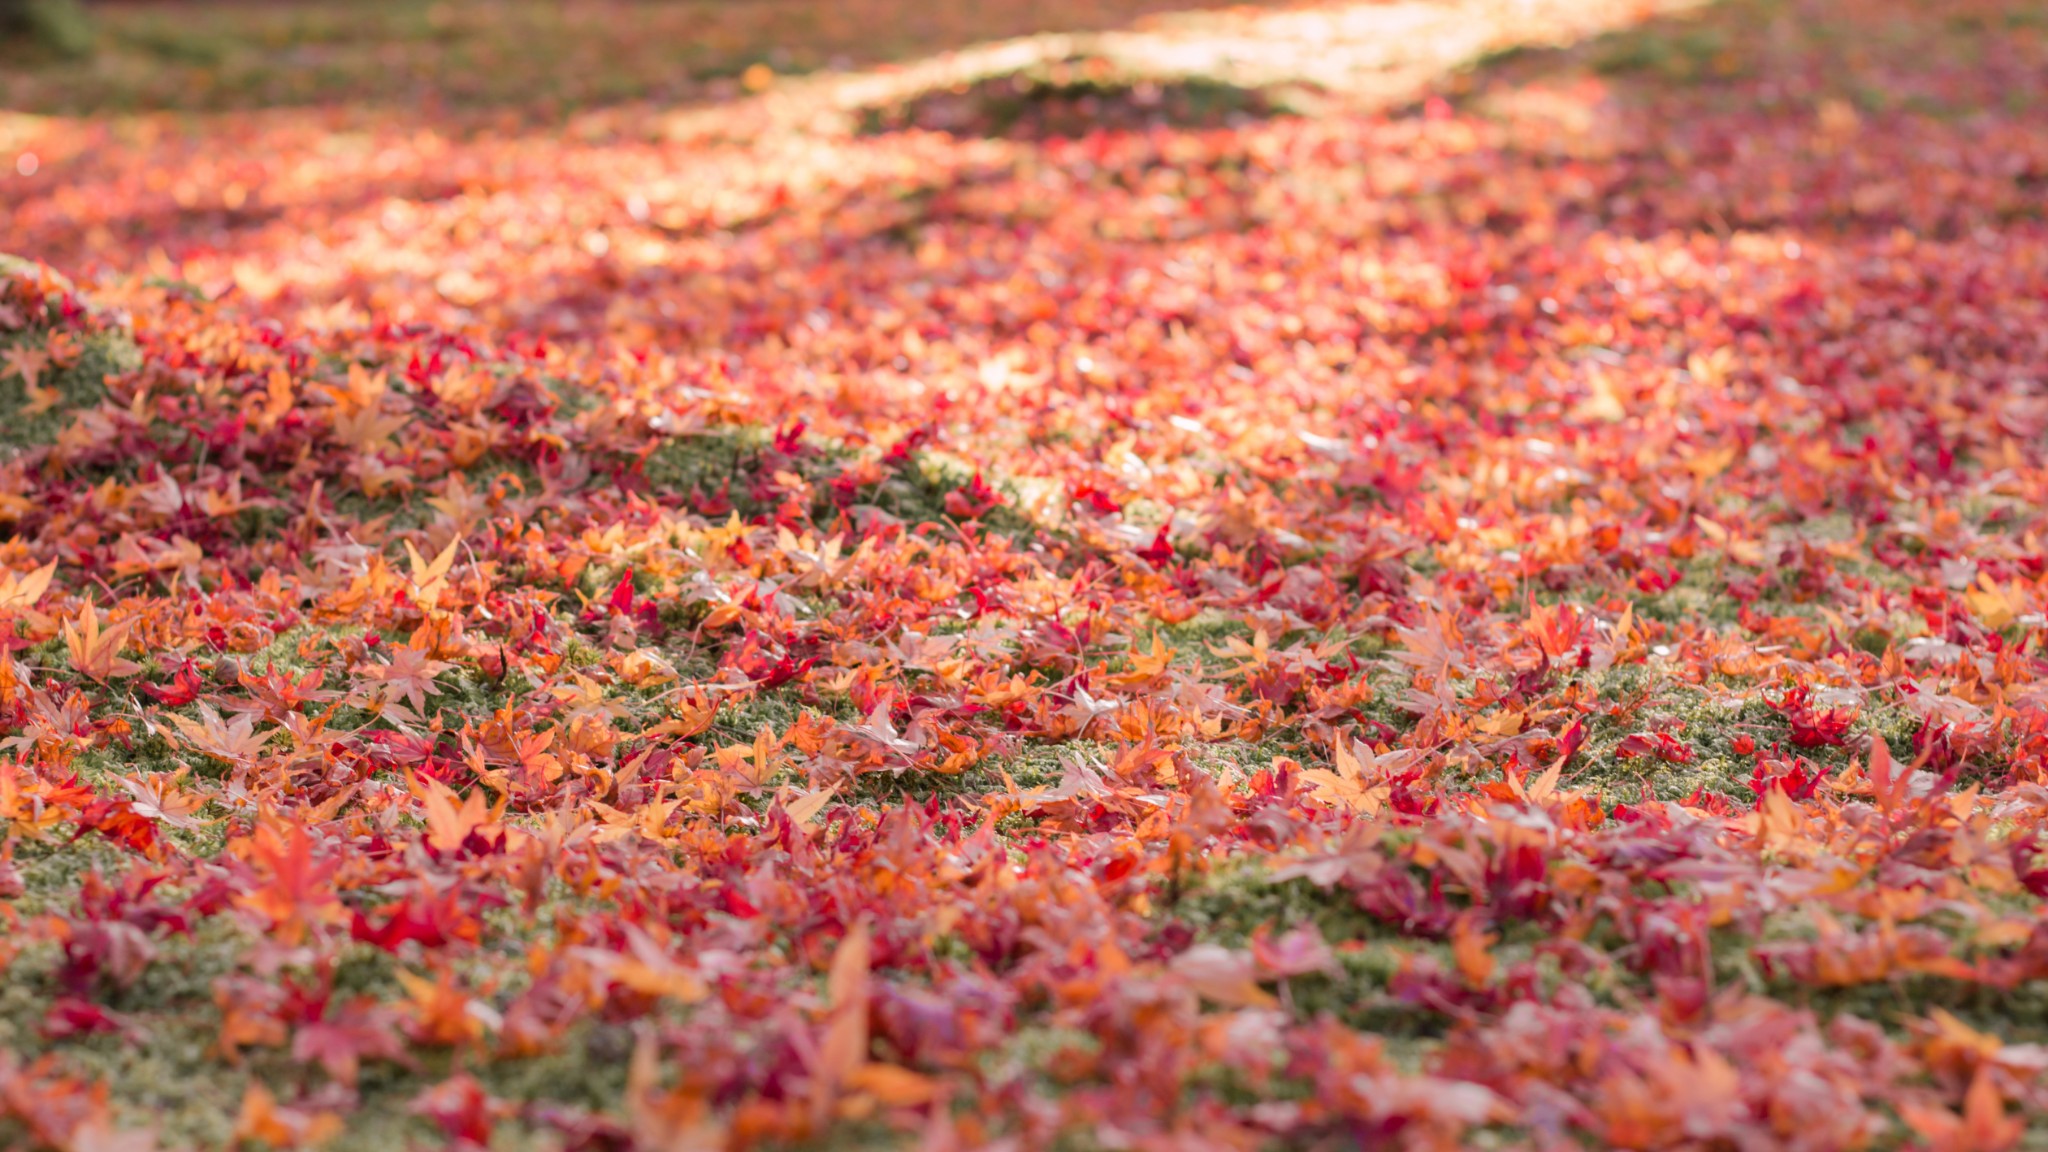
[
  {"x1": 1182, "y1": 735, "x2": 1301, "y2": 781},
  {"x1": 982, "y1": 739, "x2": 1102, "y2": 795},
  {"x1": 435, "y1": 666, "x2": 538, "y2": 722},
  {"x1": 978, "y1": 1023, "x2": 1099, "y2": 1085},
  {"x1": 1631, "y1": 560, "x2": 1745, "y2": 627},
  {"x1": 699, "y1": 685, "x2": 824, "y2": 747},
  {"x1": 0, "y1": 322, "x2": 142, "y2": 454},
  {"x1": 862, "y1": 451, "x2": 1040, "y2": 543},
  {"x1": 1733, "y1": 960, "x2": 2048, "y2": 1045},
  {"x1": 238, "y1": 624, "x2": 340, "y2": 676},
  {"x1": 641, "y1": 427, "x2": 775, "y2": 512},
  {"x1": 3, "y1": 835, "x2": 131, "y2": 916},
  {"x1": 1694, "y1": 901, "x2": 2048, "y2": 1044},
  {"x1": 0, "y1": 900, "x2": 250, "y2": 1148},
  {"x1": 1152, "y1": 610, "x2": 1252, "y2": 651},
  {"x1": 642, "y1": 428, "x2": 1046, "y2": 548},
  {"x1": 0, "y1": 873, "x2": 650, "y2": 1150},
  {"x1": 1556, "y1": 666, "x2": 1928, "y2": 802},
  {"x1": 1143, "y1": 861, "x2": 1470, "y2": 1041},
  {"x1": 1168, "y1": 860, "x2": 1398, "y2": 948},
  {"x1": 71, "y1": 729, "x2": 187, "y2": 783},
  {"x1": 466, "y1": 1020, "x2": 636, "y2": 1120}
]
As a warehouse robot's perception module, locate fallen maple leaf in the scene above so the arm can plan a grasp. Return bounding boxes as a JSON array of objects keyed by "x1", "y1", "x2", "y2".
[
  {"x1": 1450, "y1": 911, "x2": 1498, "y2": 985},
  {"x1": 62, "y1": 605, "x2": 143, "y2": 682},
  {"x1": 0, "y1": 561, "x2": 56, "y2": 612},
  {"x1": 3, "y1": 340, "x2": 50, "y2": 391},
  {"x1": 405, "y1": 535, "x2": 462, "y2": 609},
  {"x1": 407, "y1": 770, "x2": 505, "y2": 856},
  {"x1": 355, "y1": 644, "x2": 456, "y2": 714},
  {"x1": 115, "y1": 769, "x2": 208, "y2": 830},
  {"x1": 233, "y1": 820, "x2": 345, "y2": 946},
  {"x1": 232, "y1": 1082, "x2": 343, "y2": 1150},
  {"x1": 1170, "y1": 943, "x2": 1277, "y2": 1008},
  {"x1": 167, "y1": 705, "x2": 272, "y2": 768},
  {"x1": 1899, "y1": 1067, "x2": 2024, "y2": 1152},
  {"x1": 1299, "y1": 739, "x2": 1419, "y2": 816},
  {"x1": 783, "y1": 783, "x2": 839, "y2": 826}
]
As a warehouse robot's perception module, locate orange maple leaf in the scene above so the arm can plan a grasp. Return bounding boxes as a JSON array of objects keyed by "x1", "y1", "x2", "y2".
[
  {"x1": 233, "y1": 820, "x2": 346, "y2": 946},
  {"x1": 407, "y1": 770, "x2": 506, "y2": 856},
  {"x1": 0, "y1": 560, "x2": 56, "y2": 612},
  {"x1": 61, "y1": 604, "x2": 143, "y2": 682}
]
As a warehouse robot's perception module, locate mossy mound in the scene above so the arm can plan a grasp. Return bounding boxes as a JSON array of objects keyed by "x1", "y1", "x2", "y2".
[{"x1": 0, "y1": 254, "x2": 141, "y2": 453}]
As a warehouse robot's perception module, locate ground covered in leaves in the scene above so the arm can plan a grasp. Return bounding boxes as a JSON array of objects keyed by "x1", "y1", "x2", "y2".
[{"x1": 3, "y1": 0, "x2": 2048, "y2": 1148}]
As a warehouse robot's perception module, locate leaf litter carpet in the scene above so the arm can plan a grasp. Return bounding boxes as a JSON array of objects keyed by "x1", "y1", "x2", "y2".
[{"x1": 2, "y1": 0, "x2": 2048, "y2": 1148}]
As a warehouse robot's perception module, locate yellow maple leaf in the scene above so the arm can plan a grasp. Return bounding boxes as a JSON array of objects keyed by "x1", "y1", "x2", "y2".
[
  {"x1": 1965, "y1": 573, "x2": 2019, "y2": 631},
  {"x1": 404, "y1": 535, "x2": 462, "y2": 609},
  {"x1": 715, "y1": 725, "x2": 782, "y2": 789},
  {"x1": 0, "y1": 560, "x2": 56, "y2": 612},
  {"x1": 1299, "y1": 739, "x2": 1418, "y2": 816},
  {"x1": 1107, "y1": 633, "x2": 1176, "y2": 688},
  {"x1": 62, "y1": 604, "x2": 143, "y2": 682},
  {"x1": 783, "y1": 782, "x2": 839, "y2": 826}
]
